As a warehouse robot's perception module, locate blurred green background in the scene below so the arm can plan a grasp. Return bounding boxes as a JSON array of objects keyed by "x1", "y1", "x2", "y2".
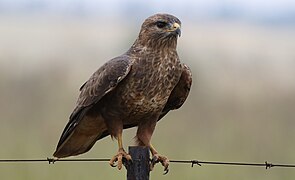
[{"x1": 0, "y1": 0, "x2": 295, "y2": 179}]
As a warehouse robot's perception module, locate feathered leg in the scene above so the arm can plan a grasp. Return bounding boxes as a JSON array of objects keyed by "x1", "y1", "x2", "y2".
[{"x1": 136, "y1": 117, "x2": 169, "y2": 173}]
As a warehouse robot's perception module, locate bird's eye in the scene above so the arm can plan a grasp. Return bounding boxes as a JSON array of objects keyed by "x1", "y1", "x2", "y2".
[{"x1": 156, "y1": 21, "x2": 167, "y2": 28}]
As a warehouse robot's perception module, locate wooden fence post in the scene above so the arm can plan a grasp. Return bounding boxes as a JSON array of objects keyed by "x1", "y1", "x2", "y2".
[{"x1": 126, "y1": 146, "x2": 150, "y2": 180}]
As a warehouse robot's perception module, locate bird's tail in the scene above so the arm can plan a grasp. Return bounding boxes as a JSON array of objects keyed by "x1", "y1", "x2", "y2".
[{"x1": 53, "y1": 114, "x2": 107, "y2": 158}]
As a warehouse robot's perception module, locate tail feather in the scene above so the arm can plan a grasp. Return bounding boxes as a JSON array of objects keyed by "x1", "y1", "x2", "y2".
[{"x1": 53, "y1": 114, "x2": 107, "y2": 158}]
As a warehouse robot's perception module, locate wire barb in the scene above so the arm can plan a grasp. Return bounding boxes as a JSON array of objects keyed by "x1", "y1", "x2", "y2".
[
  {"x1": 191, "y1": 160, "x2": 202, "y2": 167},
  {"x1": 265, "y1": 161, "x2": 273, "y2": 169},
  {"x1": 47, "y1": 157, "x2": 57, "y2": 164}
]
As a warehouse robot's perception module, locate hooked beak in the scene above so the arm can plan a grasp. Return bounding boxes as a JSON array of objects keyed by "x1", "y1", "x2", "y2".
[{"x1": 167, "y1": 22, "x2": 181, "y2": 37}]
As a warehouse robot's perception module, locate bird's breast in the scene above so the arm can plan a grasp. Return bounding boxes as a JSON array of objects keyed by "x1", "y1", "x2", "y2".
[{"x1": 116, "y1": 52, "x2": 182, "y2": 117}]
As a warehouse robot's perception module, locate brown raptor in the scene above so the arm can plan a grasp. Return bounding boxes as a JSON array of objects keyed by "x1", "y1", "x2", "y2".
[{"x1": 53, "y1": 13, "x2": 192, "y2": 173}]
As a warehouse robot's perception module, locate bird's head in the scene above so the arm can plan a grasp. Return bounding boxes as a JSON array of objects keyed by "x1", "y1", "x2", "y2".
[{"x1": 135, "y1": 13, "x2": 181, "y2": 49}]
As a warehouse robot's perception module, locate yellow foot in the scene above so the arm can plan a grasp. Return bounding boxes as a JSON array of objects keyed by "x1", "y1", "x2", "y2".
[
  {"x1": 109, "y1": 148, "x2": 132, "y2": 170},
  {"x1": 150, "y1": 154, "x2": 169, "y2": 174}
]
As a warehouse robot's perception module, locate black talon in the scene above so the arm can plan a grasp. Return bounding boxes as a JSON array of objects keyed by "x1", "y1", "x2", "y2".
[
  {"x1": 123, "y1": 157, "x2": 133, "y2": 167},
  {"x1": 163, "y1": 168, "x2": 169, "y2": 175},
  {"x1": 151, "y1": 156, "x2": 159, "y2": 164},
  {"x1": 110, "y1": 164, "x2": 117, "y2": 167}
]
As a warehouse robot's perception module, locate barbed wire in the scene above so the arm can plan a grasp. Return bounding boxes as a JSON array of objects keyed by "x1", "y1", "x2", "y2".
[{"x1": 1, "y1": 158, "x2": 295, "y2": 169}]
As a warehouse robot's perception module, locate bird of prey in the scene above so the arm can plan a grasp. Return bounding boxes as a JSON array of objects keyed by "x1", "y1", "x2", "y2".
[{"x1": 53, "y1": 13, "x2": 192, "y2": 172}]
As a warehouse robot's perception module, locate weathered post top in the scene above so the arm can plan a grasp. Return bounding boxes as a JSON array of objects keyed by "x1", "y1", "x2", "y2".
[{"x1": 126, "y1": 146, "x2": 150, "y2": 180}]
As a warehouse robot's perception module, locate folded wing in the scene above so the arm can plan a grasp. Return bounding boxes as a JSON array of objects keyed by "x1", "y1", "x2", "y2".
[
  {"x1": 53, "y1": 55, "x2": 133, "y2": 158},
  {"x1": 158, "y1": 64, "x2": 192, "y2": 120}
]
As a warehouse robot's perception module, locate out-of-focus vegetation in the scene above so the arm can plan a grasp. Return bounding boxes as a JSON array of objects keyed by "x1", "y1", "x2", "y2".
[{"x1": 0, "y1": 13, "x2": 295, "y2": 180}]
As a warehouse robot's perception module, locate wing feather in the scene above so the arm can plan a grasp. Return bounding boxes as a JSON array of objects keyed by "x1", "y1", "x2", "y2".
[
  {"x1": 73, "y1": 55, "x2": 132, "y2": 118},
  {"x1": 54, "y1": 55, "x2": 133, "y2": 156},
  {"x1": 158, "y1": 63, "x2": 192, "y2": 120}
]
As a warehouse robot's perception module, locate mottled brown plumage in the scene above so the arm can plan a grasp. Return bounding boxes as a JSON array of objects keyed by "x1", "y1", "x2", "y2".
[{"x1": 53, "y1": 13, "x2": 192, "y2": 172}]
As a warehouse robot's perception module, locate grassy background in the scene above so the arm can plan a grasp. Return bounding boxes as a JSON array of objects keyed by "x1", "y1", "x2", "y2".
[{"x1": 0, "y1": 15, "x2": 295, "y2": 179}]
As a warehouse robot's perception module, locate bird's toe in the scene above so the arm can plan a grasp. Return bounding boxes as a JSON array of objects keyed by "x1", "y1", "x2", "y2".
[
  {"x1": 109, "y1": 148, "x2": 132, "y2": 170},
  {"x1": 150, "y1": 154, "x2": 170, "y2": 174}
]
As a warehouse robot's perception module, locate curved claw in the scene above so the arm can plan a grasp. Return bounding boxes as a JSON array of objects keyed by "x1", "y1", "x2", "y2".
[
  {"x1": 150, "y1": 154, "x2": 170, "y2": 174},
  {"x1": 162, "y1": 159, "x2": 169, "y2": 175},
  {"x1": 110, "y1": 163, "x2": 117, "y2": 168},
  {"x1": 163, "y1": 168, "x2": 169, "y2": 175},
  {"x1": 151, "y1": 156, "x2": 159, "y2": 164},
  {"x1": 150, "y1": 157, "x2": 157, "y2": 171}
]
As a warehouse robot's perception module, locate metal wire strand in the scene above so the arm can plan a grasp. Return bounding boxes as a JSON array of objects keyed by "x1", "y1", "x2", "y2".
[{"x1": 1, "y1": 158, "x2": 295, "y2": 169}]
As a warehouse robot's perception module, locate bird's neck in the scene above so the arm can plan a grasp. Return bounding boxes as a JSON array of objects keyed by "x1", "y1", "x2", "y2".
[{"x1": 130, "y1": 35, "x2": 178, "y2": 52}]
